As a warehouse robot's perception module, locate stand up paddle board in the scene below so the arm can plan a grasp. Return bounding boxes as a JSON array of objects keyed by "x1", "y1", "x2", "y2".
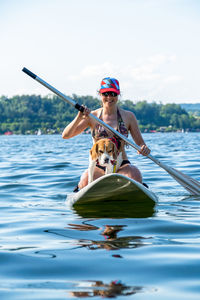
[{"x1": 67, "y1": 174, "x2": 158, "y2": 218}]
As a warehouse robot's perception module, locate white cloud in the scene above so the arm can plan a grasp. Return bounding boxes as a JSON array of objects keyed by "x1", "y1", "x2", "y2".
[
  {"x1": 127, "y1": 54, "x2": 178, "y2": 82},
  {"x1": 65, "y1": 54, "x2": 182, "y2": 101},
  {"x1": 68, "y1": 54, "x2": 179, "y2": 82},
  {"x1": 67, "y1": 62, "x2": 118, "y2": 81}
]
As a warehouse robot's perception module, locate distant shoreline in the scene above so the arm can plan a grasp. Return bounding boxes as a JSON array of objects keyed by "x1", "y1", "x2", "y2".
[{"x1": 1, "y1": 95, "x2": 200, "y2": 135}]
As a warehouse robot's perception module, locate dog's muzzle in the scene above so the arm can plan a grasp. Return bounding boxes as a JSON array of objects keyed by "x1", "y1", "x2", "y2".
[{"x1": 104, "y1": 157, "x2": 109, "y2": 164}]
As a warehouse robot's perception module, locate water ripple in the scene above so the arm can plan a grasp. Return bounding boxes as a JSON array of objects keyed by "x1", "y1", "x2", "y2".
[{"x1": 0, "y1": 133, "x2": 200, "y2": 299}]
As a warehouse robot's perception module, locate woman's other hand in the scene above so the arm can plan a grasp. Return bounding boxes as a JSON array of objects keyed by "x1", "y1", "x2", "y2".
[{"x1": 138, "y1": 144, "x2": 151, "y2": 156}]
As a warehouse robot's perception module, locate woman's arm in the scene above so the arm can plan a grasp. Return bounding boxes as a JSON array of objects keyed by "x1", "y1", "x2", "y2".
[{"x1": 62, "y1": 109, "x2": 91, "y2": 139}]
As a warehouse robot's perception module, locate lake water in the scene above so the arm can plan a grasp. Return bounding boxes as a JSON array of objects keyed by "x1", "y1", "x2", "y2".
[{"x1": 0, "y1": 133, "x2": 200, "y2": 299}]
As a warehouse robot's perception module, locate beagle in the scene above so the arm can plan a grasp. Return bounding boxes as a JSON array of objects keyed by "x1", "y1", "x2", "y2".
[{"x1": 88, "y1": 137, "x2": 123, "y2": 184}]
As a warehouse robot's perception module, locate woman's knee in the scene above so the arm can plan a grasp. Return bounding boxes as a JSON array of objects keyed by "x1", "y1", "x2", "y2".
[
  {"x1": 79, "y1": 170, "x2": 89, "y2": 189},
  {"x1": 118, "y1": 165, "x2": 142, "y2": 183},
  {"x1": 131, "y1": 166, "x2": 142, "y2": 183},
  {"x1": 79, "y1": 168, "x2": 104, "y2": 189}
]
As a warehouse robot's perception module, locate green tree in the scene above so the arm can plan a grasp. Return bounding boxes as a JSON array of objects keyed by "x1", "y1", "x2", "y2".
[{"x1": 0, "y1": 94, "x2": 198, "y2": 134}]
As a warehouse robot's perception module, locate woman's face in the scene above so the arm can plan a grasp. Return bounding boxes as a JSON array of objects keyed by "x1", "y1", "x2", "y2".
[{"x1": 100, "y1": 92, "x2": 118, "y2": 107}]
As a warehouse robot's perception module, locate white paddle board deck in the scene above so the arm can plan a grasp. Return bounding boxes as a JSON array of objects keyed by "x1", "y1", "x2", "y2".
[{"x1": 67, "y1": 174, "x2": 158, "y2": 218}]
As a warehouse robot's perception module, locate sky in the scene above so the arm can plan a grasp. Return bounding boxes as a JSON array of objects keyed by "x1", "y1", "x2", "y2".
[{"x1": 0, "y1": 0, "x2": 200, "y2": 104}]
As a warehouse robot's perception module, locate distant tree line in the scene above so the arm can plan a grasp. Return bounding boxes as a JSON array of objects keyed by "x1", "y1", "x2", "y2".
[{"x1": 0, "y1": 94, "x2": 200, "y2": 134}]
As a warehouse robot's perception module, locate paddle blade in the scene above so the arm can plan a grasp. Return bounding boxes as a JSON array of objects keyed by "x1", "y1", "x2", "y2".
[
  {"x1": 148, "y1": 155, "x2": 200, "y2": 195},
  {"x1": 170, "y1": 167, "x2": 200, "y2": 195}
]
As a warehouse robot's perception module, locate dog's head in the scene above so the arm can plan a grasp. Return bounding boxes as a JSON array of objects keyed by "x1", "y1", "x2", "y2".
[{"x1": 90, "y1": 138, "x2": 119, "y2": 165}]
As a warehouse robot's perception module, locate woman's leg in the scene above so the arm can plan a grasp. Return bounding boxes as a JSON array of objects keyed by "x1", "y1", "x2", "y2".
[
  {"x1": 78, "y1": 163, "x2": 142, "y2": 189},
  {"x1": 117, "y1": 164, "x2": 142, "y2": 183},
  {"x1": 78, "y1": 167, "x2": 105, "y2": 189}
]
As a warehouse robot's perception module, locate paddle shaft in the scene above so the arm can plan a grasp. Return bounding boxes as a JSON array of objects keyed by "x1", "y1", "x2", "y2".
[{"x1": 22, "y1": 67, "x2": 200, "y2": 195}]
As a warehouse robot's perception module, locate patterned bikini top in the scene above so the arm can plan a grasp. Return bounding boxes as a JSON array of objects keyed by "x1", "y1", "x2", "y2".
[{"x1": 92, "y1": 108, "x2": 129, "y2": 141}]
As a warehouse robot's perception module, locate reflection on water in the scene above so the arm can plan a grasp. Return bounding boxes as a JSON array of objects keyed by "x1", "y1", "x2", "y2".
[
  {"x1": 1, "y1": 133, "x2": 200, "y2": 299},
  {"x1": 70, "y1": 280, "x2": 145, "y2": 298},
  {"x1": 67, "y1": 223, "x2": 150, "y2": 253}
]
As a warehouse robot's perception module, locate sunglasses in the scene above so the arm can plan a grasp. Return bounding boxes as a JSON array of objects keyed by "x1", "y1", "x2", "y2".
[{"x1": 102, "y1": 92, "x2": 118, "y2": 97}]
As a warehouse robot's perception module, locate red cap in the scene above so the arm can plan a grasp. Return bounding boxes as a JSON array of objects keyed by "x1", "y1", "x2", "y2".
[{"x1": 99, "y1": 77, "x2": 120, "y2": 95}]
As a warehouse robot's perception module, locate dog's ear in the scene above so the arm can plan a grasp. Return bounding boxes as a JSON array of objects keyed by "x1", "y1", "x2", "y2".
[
  {"x1": 118, "y1": 140, "x2": 124, "y2": 153},
  {"x1": 112, "y1": 143, "x2": 118, "y2": 160},
  {"x1": 90, "y1": 143, "x2": 98, "y2": 161},
  {"x1": 95, "y1": 143, "x2": 99, "y2": 155}
]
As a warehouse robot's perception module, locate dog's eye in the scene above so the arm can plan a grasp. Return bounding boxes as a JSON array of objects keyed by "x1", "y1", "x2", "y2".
[
  {"x1": 99, "y1": 150, "x2": 104, "y2": 153},
  {"x1": 108, "y1": 150, "x2": 112, "y2": 153}
]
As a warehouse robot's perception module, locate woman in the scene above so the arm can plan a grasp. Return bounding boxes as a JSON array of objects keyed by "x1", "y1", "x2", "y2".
[{"x1": 62, "y1": 77, "x2": 150, "y2": 189}]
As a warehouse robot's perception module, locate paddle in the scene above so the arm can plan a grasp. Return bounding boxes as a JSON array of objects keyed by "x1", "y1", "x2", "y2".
[{"x1": 22, "y1": 67, "x2": 200, "y2": 195}]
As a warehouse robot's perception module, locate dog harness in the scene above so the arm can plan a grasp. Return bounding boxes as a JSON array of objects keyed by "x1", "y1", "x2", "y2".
[
  {"x1": 112, "y1": 161, "x2": 117, "y2": 173},
  {"x1": 96, "y1": 159, "x2": 131, "y2": 173},
  {"x1": 96, "y1": 157, "x2": 117, "y2": 173}
]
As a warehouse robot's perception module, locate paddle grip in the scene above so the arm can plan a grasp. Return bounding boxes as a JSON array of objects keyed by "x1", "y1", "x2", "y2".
[
  {"x1": 75, "y1": 103, "x2": 85, "y2": 112},
  {"x1": 22, "y1": 67, "x2": 37, "y2": 79}
]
